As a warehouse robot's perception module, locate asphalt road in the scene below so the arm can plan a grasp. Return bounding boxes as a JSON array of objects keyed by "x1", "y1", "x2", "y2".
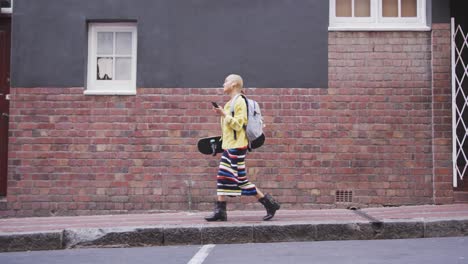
[{"x1": 0, "y1": 237, "x2": 467, "y2": 264}]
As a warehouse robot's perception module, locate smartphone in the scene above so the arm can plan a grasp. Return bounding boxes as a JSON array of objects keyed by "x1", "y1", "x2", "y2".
[{"x1": 211, "y1": 102, "x2": 219, "y2": 108}]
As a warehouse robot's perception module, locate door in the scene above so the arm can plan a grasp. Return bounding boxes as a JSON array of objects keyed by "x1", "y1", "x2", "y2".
[
  {"x1": 0, "y1": 17, "x2": 10, "y2": 196},
  {"x1": 451, "y1": 0, "x2": 468, "y2": 190}
]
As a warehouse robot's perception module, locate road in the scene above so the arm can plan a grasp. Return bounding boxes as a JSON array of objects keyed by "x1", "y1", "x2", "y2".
[{"x1": 0, "y1": 237, "x2": 466, "y2": 264}]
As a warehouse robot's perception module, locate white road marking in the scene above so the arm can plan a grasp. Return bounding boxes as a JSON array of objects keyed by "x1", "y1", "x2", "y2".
[{"x1": 187, "y1": 244, "x2": 216, "y2": 264}]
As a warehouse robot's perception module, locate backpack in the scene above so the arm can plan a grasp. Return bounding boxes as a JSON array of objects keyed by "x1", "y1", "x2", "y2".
[{"x1": 230, "y1": 94, "x2": 265, "y2": 150}]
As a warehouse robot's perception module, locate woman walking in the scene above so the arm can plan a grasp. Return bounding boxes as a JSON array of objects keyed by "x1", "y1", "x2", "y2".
[{"x1": 205, "y1": 74, "x2": 280, "y2": 221}]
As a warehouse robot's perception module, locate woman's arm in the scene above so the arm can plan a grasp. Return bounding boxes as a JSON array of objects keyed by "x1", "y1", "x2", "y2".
[{"x1": 223, "y1": 99, "x2": 247, "y2": 132}]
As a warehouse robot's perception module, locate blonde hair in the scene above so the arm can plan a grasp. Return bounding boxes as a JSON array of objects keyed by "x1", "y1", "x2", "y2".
[{"x1": 226, "y1": 74, "x2": 244, "y2": 91}]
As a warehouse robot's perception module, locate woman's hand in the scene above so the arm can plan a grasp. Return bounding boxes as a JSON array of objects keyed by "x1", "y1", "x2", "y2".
[{"x1": 213, "y1": 106, "x2": 226, "y2": 117}]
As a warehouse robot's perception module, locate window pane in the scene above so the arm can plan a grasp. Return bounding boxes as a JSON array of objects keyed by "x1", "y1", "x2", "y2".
[
  {"x1": 355, "y1": 0, "x2": 370, "y2": 17},
  {"x1": 336, "y1": 0, "x2": 352, "y2": 17},
  {"x1": 116, "y1": 32, "x2": 132, "y2": 55},
  {"x1": 115, "y1": 58, "x2": 131, "y2": 80},
  {"x1": 401, "y1": 0, "x2": 417, "y2": 17},
  {"x1": 382, "y1": 0, "x2": 398, "y2": 17},
  {"x1": 97, "y1": 32, "x2": 113, "y2": 55},
  {"x1": 97, "y1": 57, "x2": 113, "y2": 80}
]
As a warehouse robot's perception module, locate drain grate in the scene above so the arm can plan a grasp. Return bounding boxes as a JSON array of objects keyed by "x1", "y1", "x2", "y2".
[{"x1": 335, "y1": 190, "x2": 353, "y2": 203}]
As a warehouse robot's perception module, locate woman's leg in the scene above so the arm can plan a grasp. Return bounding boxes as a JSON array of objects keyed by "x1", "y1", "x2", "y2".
[
  {"x1": 205, "y1": 149, "x2": 233, "y2": 222},
  {"x1": 254, "y1": 188, "x2": 264, "y2": 199}
]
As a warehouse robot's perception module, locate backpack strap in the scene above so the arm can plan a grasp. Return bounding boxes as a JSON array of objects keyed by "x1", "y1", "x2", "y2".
[
  {"x1": 240, "y1": 94, "x2": 249, "y2": 118},
  {"x1": 230, "y1": 94, "x2": 243, "y2": 140},
  {"x1": 240, "y1": 95, "x2": 252, "y2": 151},
  {"x1": 230, "y1": 94, "x2": 242, "y2": 116}
]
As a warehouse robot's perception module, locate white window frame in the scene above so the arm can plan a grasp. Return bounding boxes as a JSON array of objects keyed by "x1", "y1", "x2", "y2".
[
  {"x1": 86, "y1": 23, "x2": 138, "y2": 95},
  {"x1": 329, "y1": 0, "x2": 430, "y2": 31}
]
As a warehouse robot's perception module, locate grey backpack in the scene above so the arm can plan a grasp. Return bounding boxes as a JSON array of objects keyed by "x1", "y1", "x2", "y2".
[{"x1": 230, "y1": 94, "x2": 265, "y2": 149}]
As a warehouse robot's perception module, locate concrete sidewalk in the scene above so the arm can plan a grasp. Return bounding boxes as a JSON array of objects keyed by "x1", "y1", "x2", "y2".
[{"x1": 1, "y1": 204, "x2": 467, "y2": 252}]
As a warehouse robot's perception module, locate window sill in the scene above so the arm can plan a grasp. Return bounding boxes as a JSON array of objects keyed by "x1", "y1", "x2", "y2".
[
  {"x1": 84, "y1": 90, "x2": 137, "y2": 96},
  {"x1": 0, "y1": 8, "x2": 12, "y2": 14},
  {"x1": 328, "y1": 25, "x2": 431, "y2": 31}
]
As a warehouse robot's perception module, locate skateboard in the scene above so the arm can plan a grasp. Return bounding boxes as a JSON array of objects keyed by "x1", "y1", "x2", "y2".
[{"x1": 197, "y1": 136, "x2": 223, "y2": 155}]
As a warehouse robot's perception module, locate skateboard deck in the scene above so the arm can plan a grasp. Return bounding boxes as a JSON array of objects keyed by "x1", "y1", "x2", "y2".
[{"x1": 197, "y1": 136, "x2": 223, "y2": 155}]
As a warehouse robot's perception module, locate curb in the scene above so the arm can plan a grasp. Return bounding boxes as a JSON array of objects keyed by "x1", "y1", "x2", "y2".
[
  {"x1": 0, "y1": 231, "x2": 63, "y2": 252},
  {"x1": 1, "y1": 219, "x2": 467, "y2": 252}
]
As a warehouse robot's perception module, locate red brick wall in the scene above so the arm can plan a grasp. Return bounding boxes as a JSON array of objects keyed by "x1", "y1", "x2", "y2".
[
  {"x1": 431, "y1": 23, "x2": 454, "y2": 203},
  {"x1": 0, "y1": 29, "x2": 454, "y2": 217},
  {"x1": 328, "y1": 31, "x2": 434, "y2": 206}
]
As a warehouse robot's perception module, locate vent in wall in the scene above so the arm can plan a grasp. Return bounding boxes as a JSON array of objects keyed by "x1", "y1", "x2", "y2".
[{"x1": 335, "y1": 190, "x2": 353, "y2": 203}]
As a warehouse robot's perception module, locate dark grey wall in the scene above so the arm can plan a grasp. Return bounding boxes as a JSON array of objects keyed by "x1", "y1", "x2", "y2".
[
  {"x1": 431, "y1": 0, "x2": 450, "y2": 23},
  {"x1": 12, "y1": 0, "x2": 328, "y2": 88}
]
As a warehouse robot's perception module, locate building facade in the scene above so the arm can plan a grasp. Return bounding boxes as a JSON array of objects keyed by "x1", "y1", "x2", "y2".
[{"x1": 0, "y1": 0, "x2": 466, "y2": 217}]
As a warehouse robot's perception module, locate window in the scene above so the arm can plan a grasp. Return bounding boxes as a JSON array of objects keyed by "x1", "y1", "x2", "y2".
[
  {"x1": 86, "y1": 23, "x2": 137, "y2": 95},
  {"x1": 329, "y1": 0, "x2": 429, "y2": 31},
  {"x1": 0, "y1": 0, "x2": 12, "y2": 14}
]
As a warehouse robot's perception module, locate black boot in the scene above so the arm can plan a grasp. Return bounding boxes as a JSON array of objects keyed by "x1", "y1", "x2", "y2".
[
  {"x1": 258, "y1": 193, "x2": 280, "y2": 221},
  {"x1": 204, "y1": 201, "x2": 227, "y2": 221}
]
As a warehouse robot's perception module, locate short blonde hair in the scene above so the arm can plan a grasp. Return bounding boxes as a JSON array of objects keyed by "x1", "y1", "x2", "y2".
[{"x1": 226, "y1": 74, "x2": 243, "y2": 90}]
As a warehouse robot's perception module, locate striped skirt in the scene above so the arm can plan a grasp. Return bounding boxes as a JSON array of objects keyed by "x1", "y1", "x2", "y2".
[{"x1": 216, "y1": 148, "x2": 258, "y2": 196}]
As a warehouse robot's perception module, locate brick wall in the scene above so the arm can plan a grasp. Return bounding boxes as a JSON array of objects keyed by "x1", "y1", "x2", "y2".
[
  {"x1": 431, "y1": 23, "x2": 454, "y2": 203},
  {"x1": 328, "y1": 31, "x2": 434, "y2": 206},
  {"x1": 0, "y1": 29, "x2": 454, "y2": 217}
]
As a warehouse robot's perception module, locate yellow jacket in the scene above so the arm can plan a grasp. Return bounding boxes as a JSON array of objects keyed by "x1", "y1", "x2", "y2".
[{"x1": 221, "y1": 97, "x2": 248, "y2": 149}]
